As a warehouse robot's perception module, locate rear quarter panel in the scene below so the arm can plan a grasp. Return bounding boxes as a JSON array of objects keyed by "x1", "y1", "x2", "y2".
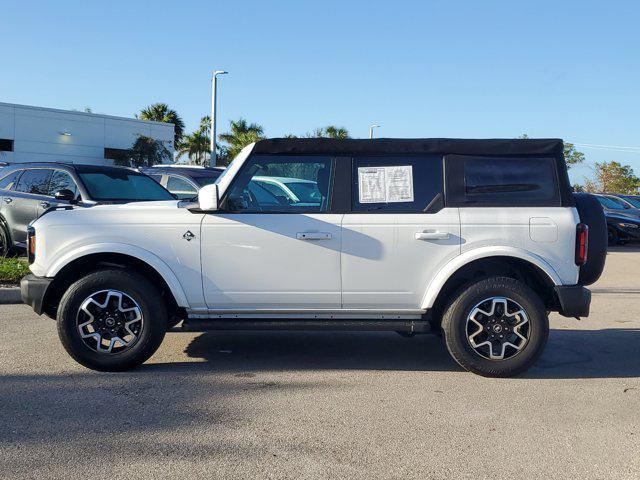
[{"x1": 459, "y1": 207, "x2": 580, "y2": 285}]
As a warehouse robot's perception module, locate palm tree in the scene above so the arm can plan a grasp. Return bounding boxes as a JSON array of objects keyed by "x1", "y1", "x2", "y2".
[
  {"x1": 176, "y1": 129, "x2": 210, "y2": 165},
  {"x1": 322, "y1": 125, "x2": 350, "y2": 139},
  {"x1": 138, "y1": 103, "x2": 185, "y2": 149},
  {"x1": 218, "y1": 118, "x2": 265, "y2": 165}
]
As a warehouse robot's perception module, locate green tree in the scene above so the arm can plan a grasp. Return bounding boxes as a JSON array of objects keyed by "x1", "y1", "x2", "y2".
[
  {"x1": 583, "y1": 161, "x2": 640, "y2": 194},
  {"x1": 519, "y1": 134, "x2": 584, "y2": 169},
  {"x1": 286, "y1": 125, "x2": 351, "y2": 139},
  {"x1": 218, "y1": 118, "x2": 265, "y2": 165},
  {"x1": 113, "y1": 136, "x2": 172, "y2": 167},
  {"x1": 177, "y1": 128, "x2": 210, "y2": 166},
  {"x1": 138, "y1": 103, "x2": 185, "y2": 149}
]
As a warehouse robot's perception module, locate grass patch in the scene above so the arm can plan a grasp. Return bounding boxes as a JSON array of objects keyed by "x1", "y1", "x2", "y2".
[{"x1": 0, "y1": 257, "x2": 30, "y2": 285}]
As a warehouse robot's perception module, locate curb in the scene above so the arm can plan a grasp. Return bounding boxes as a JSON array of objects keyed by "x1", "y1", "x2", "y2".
[{"x1": 0, "y1": 287, "x2": 21, "y2": 304}]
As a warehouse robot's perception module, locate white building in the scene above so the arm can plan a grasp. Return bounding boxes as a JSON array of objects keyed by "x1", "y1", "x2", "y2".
[{"x1": 0, "y1": 102, "x2": 174, "y2": 165}]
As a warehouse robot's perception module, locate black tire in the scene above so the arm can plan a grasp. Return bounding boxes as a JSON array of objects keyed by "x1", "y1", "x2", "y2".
[
  {"x1": 607, "y1": 226, "x2": 618, "y2": 246},
  {"x1": 0, "y1": 223, "x2": 10, "y2": 257},
  {"x1": 441, "y1": 276, "x2": 549, "y2": 378},
  {"x1": 57, "y1": 269, "x2": 167, "y2": 371}
]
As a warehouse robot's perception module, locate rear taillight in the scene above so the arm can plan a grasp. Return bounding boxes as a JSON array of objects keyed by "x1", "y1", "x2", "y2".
[
  {"x1": 575, "y1": 223, "x2": 588, "y2": 266},
  {"x1": 27, "y1": 227, "x2": 36, "y2": 264}
]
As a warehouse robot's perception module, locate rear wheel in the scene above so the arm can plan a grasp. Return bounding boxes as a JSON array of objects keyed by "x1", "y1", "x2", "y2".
[
  {"x1": 442, "y1": 276, "x2": 549, "y2": 377},
  {"x1": 57, "y1": 269, "x2": 167, "y2": 371},
  {"x1": 0, "y1": 223, "x2": 10, "y2": 257}
]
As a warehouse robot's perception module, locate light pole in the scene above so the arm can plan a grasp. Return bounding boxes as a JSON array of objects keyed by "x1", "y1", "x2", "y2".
[
  {"x1": 369, "y1": 124, "x2": 380, "y2": 139},
  {"x1": 210, "y1": 70, "x2": 228, "y2": 166}
]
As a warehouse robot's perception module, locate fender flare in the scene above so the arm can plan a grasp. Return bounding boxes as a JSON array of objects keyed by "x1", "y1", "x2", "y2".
[
  {"x1": 46, "y1": 243, "x2": 190, "y2": 307},
  {"x1": 420, "y1": 246, "x2": 562, "y2": 310}
]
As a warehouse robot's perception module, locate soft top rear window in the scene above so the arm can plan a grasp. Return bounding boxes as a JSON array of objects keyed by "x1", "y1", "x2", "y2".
[{"x1": 445, "y1": 155, "x2": 560, "y2": 207}]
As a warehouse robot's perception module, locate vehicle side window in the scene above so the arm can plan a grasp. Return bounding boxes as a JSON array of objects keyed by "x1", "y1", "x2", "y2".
[
  {"x1": 14, "y1": 169, "x2": 53, "y2": 196},
  {"x1": 148, "y1": 174, "x2": 163, "y2": 183},
  {"x1": 48, "y1": 170, "x2": 79, "y2": 198},
  {"x1": 224, "y1": 155, "x2": 333, "y2": 213},
  {"x1": 166, "y1": 176, "x2": 197, "y2": 199},
  {"x1": 351, "y1": 155, "x2": 443, "y2": 213},
  {"x1": 445, "y1": 155, "x2": 560, "y2": 207},
  {"x1": 0, "y1": 170, "x2": 23, "y2": 190}
]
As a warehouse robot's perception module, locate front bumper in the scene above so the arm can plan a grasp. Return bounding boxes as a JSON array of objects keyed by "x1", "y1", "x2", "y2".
[
  {"x1": 20, "y1": 274, "x2": 53, "y2": 315},
  {"x1": 555, "y1": 285, "x2": 591, "y2": 318}
]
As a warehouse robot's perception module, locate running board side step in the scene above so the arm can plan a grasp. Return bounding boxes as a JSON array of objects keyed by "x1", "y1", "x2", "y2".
[{"x1": 181, "y1": 319, "x2": 431, "y2": 333}]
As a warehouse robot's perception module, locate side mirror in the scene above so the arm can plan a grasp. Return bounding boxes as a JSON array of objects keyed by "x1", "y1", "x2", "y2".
[
  {"x1": 198, "y1": 183, "x2": 219, "y2": 211},
  {"x1": 55, "y1": 189, "x2": 76, "y2": 203}
]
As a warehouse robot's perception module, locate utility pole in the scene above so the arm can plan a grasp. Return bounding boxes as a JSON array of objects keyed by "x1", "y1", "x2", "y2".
[{"x1": 210, "y1": 70, "x2": 228, "y2": 166}]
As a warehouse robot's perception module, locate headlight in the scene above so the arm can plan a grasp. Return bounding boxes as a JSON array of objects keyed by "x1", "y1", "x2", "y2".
[{"x1": 618, "y1": 223, "x2": 639, "y2": 229}]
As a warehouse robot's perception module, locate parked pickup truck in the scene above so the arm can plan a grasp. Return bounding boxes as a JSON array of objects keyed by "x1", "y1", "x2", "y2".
[{"x1": 21, "y1": 138, "x2": 607, "y2": 377}]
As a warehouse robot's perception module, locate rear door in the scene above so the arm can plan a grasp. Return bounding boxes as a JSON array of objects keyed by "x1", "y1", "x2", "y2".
[
  {"x1": 10, "y1": 168, "x2": 53, "y2": 245},
  {"x1": 341, "y1": 155, "x2": 461, "y2": 309},
  {"x1": 0, "y1": 169, "x2": 24, "y2": 240}
]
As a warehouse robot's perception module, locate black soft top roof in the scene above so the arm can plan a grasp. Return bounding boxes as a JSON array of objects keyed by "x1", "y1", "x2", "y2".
[{"x1": 252, "y1": 138, "x2": 564, "y2": 157}]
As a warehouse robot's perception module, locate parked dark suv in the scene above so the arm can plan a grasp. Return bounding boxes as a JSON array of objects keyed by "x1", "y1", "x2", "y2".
[
  {"x1": 0, "y1": 163, "x2": 174, "y2": 254},
  {"x1": 140, "y1": 165, "x2": 225, "y2": 199}
]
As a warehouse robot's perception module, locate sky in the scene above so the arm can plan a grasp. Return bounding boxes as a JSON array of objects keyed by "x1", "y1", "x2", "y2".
[{"x1": 1, "y1": 0, "x2": 639, "y2": 183}]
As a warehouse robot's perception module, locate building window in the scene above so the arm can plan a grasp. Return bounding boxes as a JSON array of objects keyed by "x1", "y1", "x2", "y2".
[
  {"x1": 104, "y1": 147, "x2": 129, "y2": 162},
  {"x1": 0, "y1": 139, "x2": 13, "y2": 152}
]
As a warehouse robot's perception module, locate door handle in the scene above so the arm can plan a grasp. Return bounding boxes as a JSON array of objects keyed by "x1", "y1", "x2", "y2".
[
  {"x1": 40, "y1": 201, "x2": 51, "y2": 209},
  {"x1": 415, "y1": 231, "x2": 450, "y2": 241},
  {"x1": 3, "y1": 197, "x2": 12, "y2": 204},
  {"x1": 296, "y1": 232, "x2": 332, "y2": 241}
]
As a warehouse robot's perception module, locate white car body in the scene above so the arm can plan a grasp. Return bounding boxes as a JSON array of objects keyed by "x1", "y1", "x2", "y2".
[{"x1": 30, "y1": 143, "x2": 580, "y2": 320}]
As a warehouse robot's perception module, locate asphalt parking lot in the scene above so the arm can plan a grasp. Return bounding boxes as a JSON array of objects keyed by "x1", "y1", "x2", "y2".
[{"x1": 1, "y1": 248, "x2": 639, "y2": 480}]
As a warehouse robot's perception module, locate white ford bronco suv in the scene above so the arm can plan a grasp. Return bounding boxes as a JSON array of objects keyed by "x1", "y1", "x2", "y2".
[{"x1": 21, "y1": 138, "x2": 607, "y2": 377}]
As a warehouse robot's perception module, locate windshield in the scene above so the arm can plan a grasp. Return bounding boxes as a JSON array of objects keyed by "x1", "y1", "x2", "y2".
[
  {"x1": 285, "y1": 181, "x2": 322, "y2": 203},
  {"x1": 194, "y1": 175, "x2": 221, "y2": 187},
  {"x1": 78, "y1": 171, "x2": 175, "y2": 201},
  {"x1": 597, "y1": 196, "x2": 627, "y2": 210},
  {"x1": 623, "y1": 197, "x2": 640, "y2": 208}
]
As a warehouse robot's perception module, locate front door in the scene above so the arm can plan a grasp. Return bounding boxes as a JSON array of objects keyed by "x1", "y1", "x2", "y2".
[
  {"x1": 341, "y1": 155, "x2": 461, "y2": 309},
  {"x1": 201, "y1": 155, "x2": 342, "y2": 310}
]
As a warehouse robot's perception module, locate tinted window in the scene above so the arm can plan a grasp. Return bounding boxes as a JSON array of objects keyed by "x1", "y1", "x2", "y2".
[
  {"x1": 462, "y1": 157, "x2": 557, "y2": 203},
  {"x1": 148, "y1": 174, "x2": 163, "y2": 183},
  {"x1": 0, "y1": 170, "x2": 22, "y2": 190},
  {"x1": 224, "y1": 155, "x2": 332, "y2": 213},
  {"x1": 352, "y1": 156, "x2": 443, "y2": 213},
  {"x1": 623, "y1": 197, "x2": 640, "y2": 208},
  {"x1": 193, "y1": 174, "x2": 221, "y2": 187},
  {"x1": 77, "y1": 171, "x2": 174, "y2": 201},
  {"x1": 48, "y1": 170, "x2": 79, "y2": 198},
  {"x1": 15, "y1": 169, "x2": 53, "y2": 195},
  {"x1": 597, "y1": 196, "x2": 626, "y2": 210},
  {"x1": 166, "y1": 176, "x2": 197, "y2": 199}
]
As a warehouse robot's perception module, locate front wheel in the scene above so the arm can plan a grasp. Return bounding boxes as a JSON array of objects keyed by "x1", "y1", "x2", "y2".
[
  {"x1": 57, "y1": 269, "x2": 167, "y2": 371},
  {"x1": 441, "y1": 276, "x2": 549, "y2": 377}
]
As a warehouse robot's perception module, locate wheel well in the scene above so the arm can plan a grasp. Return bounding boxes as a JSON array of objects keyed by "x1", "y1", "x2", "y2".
[
  {"x1": 42, "y1": 252, "x2": 181, "y2": 320},
  {"x1": 429, "y1": 256, "x2": 557, "y2": 327}
]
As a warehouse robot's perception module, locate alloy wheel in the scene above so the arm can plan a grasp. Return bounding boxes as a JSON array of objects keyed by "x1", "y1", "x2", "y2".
[
  {"x1": 76, "y1": 290, "x2": 144, "y2": 354},
  {"x1": 465, "y1": 296, "x2": 530, "y2": 360}
]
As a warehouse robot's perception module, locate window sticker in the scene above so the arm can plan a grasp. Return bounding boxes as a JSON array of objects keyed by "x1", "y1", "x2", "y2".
[{"x1": 358, "y1": 165, "x2": 414, "y2": 203}]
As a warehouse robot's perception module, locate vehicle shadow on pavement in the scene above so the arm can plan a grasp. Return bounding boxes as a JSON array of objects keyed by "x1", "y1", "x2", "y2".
[
  {"x1": 175, "y1": 331, "x2": 463, "y2": 373},
  {"x1": 149, "y1": 327, "x2": 640, "y2": 379}
]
